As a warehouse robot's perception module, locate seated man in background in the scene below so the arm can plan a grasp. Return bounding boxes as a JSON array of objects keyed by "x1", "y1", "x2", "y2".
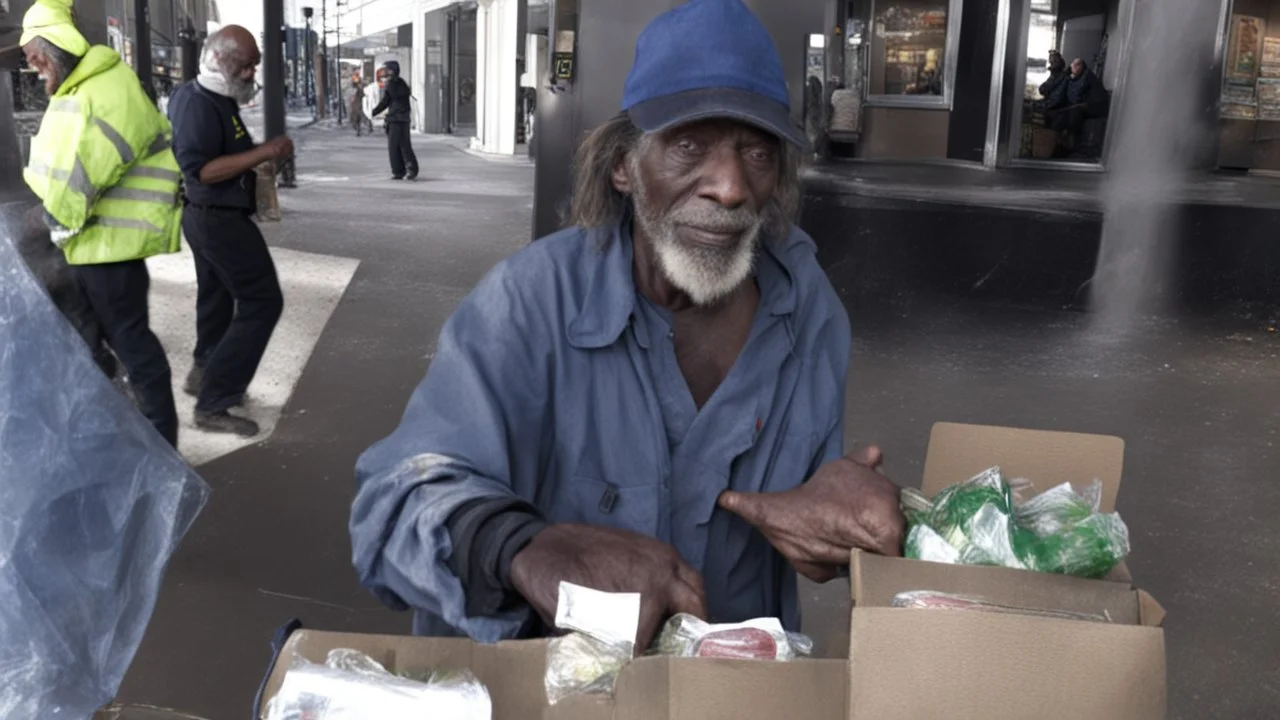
[
  {"x1": 350, "y1": 0, "x2": 904, "y2": 649},
  {"x1": 1049, "y1": 58, "x2": 1110, "y2": 149}
]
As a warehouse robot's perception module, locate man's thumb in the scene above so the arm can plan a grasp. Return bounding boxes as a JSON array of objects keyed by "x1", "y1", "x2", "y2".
[
  {"x1": 718, "y1": 490, "x2": 767, "y2": 526},
  {"x1": 849, "y1": 444, "x2": 884, "y2": 470}
]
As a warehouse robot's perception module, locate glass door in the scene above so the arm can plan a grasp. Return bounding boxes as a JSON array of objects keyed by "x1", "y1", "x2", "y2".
[{"x1": 1004, "y1": 0, "x2": 1127, "y2": 168}]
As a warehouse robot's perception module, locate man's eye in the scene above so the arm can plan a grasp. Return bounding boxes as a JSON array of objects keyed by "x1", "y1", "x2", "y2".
[
  {"x1": 675, "y1": 139, "x2": 702, "y2": 155},
  {"x1": 746, "y1": 148, "x2": 775, "y2": 163}
]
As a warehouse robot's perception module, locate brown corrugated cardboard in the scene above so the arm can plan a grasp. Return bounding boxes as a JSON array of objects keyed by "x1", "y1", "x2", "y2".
[
  {"x1": 256, "y1": 630, "x2": 548, "y2": 720},
  {"x1": 922, "y1": 422, "x2": 1125, "y2": 511},
  {"x1": 846, "y1": 422, "x2": 1167, "y2": 720},
  {"x1": 612, "y1": 656, "x2": 847, "y2": 720}
]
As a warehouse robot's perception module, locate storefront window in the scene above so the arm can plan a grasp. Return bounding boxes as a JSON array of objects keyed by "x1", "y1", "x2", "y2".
[{"x1": 852, "y1": 0, "x2": 960, "y2": 107}]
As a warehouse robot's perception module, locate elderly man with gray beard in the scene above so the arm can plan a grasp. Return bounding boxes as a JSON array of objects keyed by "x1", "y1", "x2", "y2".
[
  {"x1": 350, "y1": 0, "x2": 905, "y2": 650},
  {"x1": 168, "y1": 25, "x2": 292, "y2": 437}
]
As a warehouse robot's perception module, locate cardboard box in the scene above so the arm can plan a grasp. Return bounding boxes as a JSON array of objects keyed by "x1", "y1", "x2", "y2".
[
  {"x1": 843, "y1": 422, "x2": 1167, "y2": 720},
  {"x1": 257, "y1": 423, "x2": 1165, "y2": 720},
  {"x1": 256, "y1": 631, "x2": 548, "y2": 720}
]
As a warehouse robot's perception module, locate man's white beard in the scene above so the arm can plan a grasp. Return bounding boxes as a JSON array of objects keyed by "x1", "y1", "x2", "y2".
[
  {"x1": 197, "y1": 62, "x2": 257, "y2": 105},
  {"x1": 631, "y1": 169, "x2": 764, "y2": 307}
]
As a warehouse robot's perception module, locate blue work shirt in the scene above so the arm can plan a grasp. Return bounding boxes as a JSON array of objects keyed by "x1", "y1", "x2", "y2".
[
  {"x1": 350, "y1": 217, "x2": 851, "y2": 641},
  {"x1": 168, "y1": 81, "x2": 257, "y2": 210}
]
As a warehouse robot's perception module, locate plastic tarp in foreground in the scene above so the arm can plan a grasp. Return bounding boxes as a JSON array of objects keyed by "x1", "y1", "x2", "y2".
[{"x1": 0, "y1": 219, "x2": 210, "y2": 718}]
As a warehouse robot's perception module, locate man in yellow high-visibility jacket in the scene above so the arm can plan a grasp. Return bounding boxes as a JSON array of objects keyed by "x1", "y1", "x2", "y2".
[{"x1": 21, "y1": 0, "x2": 181, "y2": 447}]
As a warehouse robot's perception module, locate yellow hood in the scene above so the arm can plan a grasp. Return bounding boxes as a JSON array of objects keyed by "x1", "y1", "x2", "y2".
[{"x1": 20, "y1": 0, "x2": 89, "y2": 57}]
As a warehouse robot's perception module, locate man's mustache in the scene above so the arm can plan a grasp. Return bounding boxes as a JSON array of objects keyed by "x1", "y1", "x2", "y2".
[{"x1": 667, "y1": 202, "x2": 761, "y2": 234}]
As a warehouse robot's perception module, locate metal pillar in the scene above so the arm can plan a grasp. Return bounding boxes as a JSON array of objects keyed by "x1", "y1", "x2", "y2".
[
  {"x1": 303, "y1": 7, "x2": 315, "y2": 111},
  {"x1": 335, "y1": 0, "x2": 344, "y2": 125},
  {"x1": 320, "y1": 0, "x2": 328, "y2": 119},
  {"x1": 263, "y1": 0, "x2": 286, "y2": 140},
  {"x1": 179, "y1": 23, "x2": 198, "y2": 82},
  {"x1": 134, "y1": 0, "x2": 155, "y2": 102}
]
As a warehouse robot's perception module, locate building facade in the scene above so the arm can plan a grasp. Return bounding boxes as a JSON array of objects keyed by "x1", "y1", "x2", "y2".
[{"x1": 332, "y1": 0, "x2": 547, "y2": 153}]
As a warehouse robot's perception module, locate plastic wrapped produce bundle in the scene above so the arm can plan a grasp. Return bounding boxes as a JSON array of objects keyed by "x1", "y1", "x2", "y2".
[
  {"x1": 265, "y1": 649, "x2": 492, "y2": 719},
  {"x1": 545, "y1": 582, "x2": 641, "y2": 705},
  {"x1": 903, "y1": 467, "x2": 1130, "y2": 579},
  {"x1": 0, "y1": 223, "x2": 210, "y2": 718},
  {"x1": 653, "y1": 614, "x2": 813, "y2": 660}
]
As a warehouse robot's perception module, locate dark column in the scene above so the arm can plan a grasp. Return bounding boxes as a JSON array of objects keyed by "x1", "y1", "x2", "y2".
[
  {"x1": 946, "y1": 0, "x2": 999, "y2": 163},
  {"x1": 179, "y1": 23, "x2": 198, "y2": 82},
  {"x1": 264, "y1": 0, "x2": 287, "y2": 140},
  {"x1": 134, "y1": 0, "x2": 155, "y2": 101}
]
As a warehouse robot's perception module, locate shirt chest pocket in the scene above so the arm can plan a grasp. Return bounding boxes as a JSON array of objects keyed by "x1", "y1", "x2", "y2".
[
  {"x1": 759, "y1": 431, "x2": 820, "y2": 494},
  {"x1": 549, "y1": 476, "x2": 660, "y2": 538}
]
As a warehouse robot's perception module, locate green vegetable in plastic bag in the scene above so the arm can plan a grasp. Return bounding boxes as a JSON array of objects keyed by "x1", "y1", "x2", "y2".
[{"x1": 903, "y1": 467, "x2": 1131, "y2": 580}]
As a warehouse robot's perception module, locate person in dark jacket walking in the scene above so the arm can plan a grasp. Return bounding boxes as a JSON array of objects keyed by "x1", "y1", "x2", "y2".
[{"x1": 371, "y1": 60, "x2": 419, "y2": 180}]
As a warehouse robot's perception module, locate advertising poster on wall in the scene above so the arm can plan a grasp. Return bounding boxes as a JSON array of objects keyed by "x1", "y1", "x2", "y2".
[{"x1": 1226, "y1": 15, "x2": 1265, "y2": 83}]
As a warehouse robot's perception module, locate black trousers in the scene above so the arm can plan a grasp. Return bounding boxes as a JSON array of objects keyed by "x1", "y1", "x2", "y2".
[
  {"x1": 72, "y1": 260, "x2": 178, "y2": 446},
  {"x1": 182, "y1": 205, "x2": 284, "y2": 414},
  {"x1": 386, "y1": 121, "x2": 419, "y2": 177}
]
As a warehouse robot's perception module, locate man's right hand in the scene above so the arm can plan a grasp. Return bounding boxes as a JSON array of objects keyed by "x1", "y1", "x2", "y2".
[
  {"x1": 509, "y1": 523, "x2": 707, "y2": 651},
  {"x1": 261, "y1": 135, "x2": 294, "y2": 161}
]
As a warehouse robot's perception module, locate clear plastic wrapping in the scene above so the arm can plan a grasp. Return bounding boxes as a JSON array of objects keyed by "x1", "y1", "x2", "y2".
[
  {"x1": 0, "y1": 226, "x2": 211, "y2": 718},
  {"x1": 544, "y1": 582, "x2": 640, "y2": 705},
  {"x1": 653, "y1": 614, "x2": 813, "y2": 661},
  {"x1": 903, "y1": 467, "x2": 1130, "y2": 579},
  {"x1": 265, "y1": 648, "x2": 492, "y2": 720},
  {"x1": 891, "y1": 591, "x2": 1110, "y2": 623}
]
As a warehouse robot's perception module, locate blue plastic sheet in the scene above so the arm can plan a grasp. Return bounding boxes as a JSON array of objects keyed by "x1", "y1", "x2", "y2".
[{"x1": 0, "y1": 213, "x2": 210, "y2": 718}]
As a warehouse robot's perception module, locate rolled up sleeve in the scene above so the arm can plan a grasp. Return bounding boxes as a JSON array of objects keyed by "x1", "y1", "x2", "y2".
[{"x1": 350, "y1": 260, "x2": 553, "y2": 642}]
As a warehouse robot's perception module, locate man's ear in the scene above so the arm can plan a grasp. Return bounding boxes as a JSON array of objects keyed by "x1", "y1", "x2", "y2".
[{"x1": 611, "y1": 155, "x2": 633, "y2": 194}]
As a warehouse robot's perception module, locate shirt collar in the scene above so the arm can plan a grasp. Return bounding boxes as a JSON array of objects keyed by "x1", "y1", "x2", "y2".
[{"x1": 566, "y1": 215, "x2": 801, "y2": 350}]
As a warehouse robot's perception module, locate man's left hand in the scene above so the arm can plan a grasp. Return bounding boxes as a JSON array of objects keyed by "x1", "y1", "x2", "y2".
[{"x1": 717, "y1": 446, "x2": 905, "y2": 583}]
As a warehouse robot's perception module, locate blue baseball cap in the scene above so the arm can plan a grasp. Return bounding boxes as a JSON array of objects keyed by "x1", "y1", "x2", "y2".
[{"x1": 621, "y1": 0, "x2": 808, "y2": 150}]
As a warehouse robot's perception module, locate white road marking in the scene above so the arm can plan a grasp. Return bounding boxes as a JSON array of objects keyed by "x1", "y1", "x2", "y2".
[{"x1": 146, "y1": 243, "x2": 359, "y2": 467}]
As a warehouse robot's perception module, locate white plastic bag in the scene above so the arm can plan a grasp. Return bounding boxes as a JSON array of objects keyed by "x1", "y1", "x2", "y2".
[
  {"x1": 544, "y1": 582, "x2": 640, "y2": 705},
  {"x1": 265, "y1": 649, "x2": 492, "y2": 720}
]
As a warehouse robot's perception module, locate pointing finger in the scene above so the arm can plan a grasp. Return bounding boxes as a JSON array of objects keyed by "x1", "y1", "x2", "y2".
[
  {"x1": 717, "y1": 490, "x2": 769, "y2": 528},
  {"x1": 849, "y1": 445, "x2": 884, "y2": 469}
]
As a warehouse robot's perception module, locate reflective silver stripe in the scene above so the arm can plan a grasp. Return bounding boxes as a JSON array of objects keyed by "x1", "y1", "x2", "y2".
[
  {"x1": 102, "y1": 187, "x2": 176, "y2": 203},
  {"x1": 69, "y1": 158, "x2": 96, "y2": 197},
  {"x1": 147, "y1": 135, "x2": 171, "y2": 156},
  {"x1": 85, "y1": 216, "x2": 164, "y2": 233},
  {"x1": 27, "y1": 161, "x2": 69, "y2": 182},
  {"x1": 92, "y1": 117, "x2": 135, "y2": 164},
  {"x1": 47, "y1": 97, "x2": 81, "y2": 113},
  {"x1": 126, "y1": 166, "x2": 182, "y2": 182},
  {"x1": 27, "y1": 159, "x2": 96, "y2": 197}
]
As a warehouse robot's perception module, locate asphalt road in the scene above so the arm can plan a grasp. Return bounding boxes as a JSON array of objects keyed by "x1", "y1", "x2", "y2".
[{"x1": 118, "y1": 123, "x2": 1280, "y2": 719}]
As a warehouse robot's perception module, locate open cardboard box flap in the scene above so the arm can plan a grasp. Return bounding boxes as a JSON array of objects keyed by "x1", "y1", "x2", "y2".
[
  {"x1": 922, "y1": 422, "x2": 1125, "y2": 512},
  {"x1": 256, "y1": 630, "x2": 548, "y2": 720}
]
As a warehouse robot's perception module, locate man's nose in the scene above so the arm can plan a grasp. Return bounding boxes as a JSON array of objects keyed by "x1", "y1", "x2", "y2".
[{"x1": 698, "y1": 147, "x2": 750, "y2": 209}]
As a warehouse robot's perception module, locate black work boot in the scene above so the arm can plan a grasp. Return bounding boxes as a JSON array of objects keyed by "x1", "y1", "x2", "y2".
[
  {"x1": 195, "y1": 409, "x2": 260, "y2": 438},
  {"x1": 183, "y1": 365, "x2": 203, "y2": 397},
  {"x1": 405, "y1": 169, "x2": 418, "y2": 181}
]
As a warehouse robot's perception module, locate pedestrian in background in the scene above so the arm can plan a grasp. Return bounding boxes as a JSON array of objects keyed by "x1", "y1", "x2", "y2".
[
  {"x1": 370, "y1": 60, "x2": 418, "y2": 180},
  {"x1": 348, "y1": 74, "x2": 372, "y2": 136},
  {"x1": 168, "y1": 25, "x2": 291, "y2": 438},
  {"x1": 20, "y1": 0, "x2": 183, "y2": 447}
]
